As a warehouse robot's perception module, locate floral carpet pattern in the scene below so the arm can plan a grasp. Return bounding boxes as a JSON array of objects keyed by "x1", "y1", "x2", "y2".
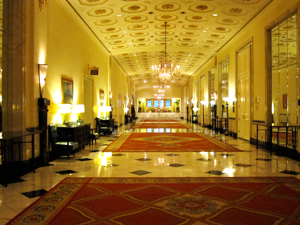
[
  {"x1": 8, "y1": 177, "x2": 300, "y2": 225},
  {"x1": 133, "y1": 122, "x2": 192, "y2": 129},
  {"x1": 103, "y1": 132, "x2": 242, "y2": 152}
]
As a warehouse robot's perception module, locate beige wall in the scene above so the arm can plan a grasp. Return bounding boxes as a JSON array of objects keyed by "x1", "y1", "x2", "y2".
[
  {"x1": 44, "y1": 0, "x2": 109, "y2": 126},
  {"x1": 110, "y1": 57, "x2": 129, "y2": 125},
  {"x1": 190, "y1": 0, "x2": 300, "y2": 142}
]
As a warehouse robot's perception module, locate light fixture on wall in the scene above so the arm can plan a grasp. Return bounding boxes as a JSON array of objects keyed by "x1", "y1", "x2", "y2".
[
  {"x1": 38, "y1": 64, "x2": 48, "y2": 98},
  {"x1": 152, "y1": 22, "x2": 180, "y2": 83},
  {"x1": 38, "y1": 0, "x2": 48, "y2": 11},
  {"x1": 58, "y1": 104, "x2": 72, "y2": 125},
  {"x1": 73, "y1": 104, "x2": 85, "y2": 123},
  {"x1": 109, "y1": 91, "x2": 113, "y2": 99}
]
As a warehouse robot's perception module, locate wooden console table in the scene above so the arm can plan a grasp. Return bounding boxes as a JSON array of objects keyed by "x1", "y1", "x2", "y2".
[{"x1": 57, "y1": 124, "x2": 86, "y2": 150}]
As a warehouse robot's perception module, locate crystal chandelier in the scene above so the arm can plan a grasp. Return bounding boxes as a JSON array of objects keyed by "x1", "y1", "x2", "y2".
[
  {"x1": 153, "y1": 83, "x2": 170, "y2": 94},
  {"x1": 152, "y1": 22, "x2": 180, "y2": 83}
]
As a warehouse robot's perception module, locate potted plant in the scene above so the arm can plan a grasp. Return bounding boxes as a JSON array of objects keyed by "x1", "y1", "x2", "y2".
[{"x1": 175, "y1": 99, "x2": 180, "y2": 112}]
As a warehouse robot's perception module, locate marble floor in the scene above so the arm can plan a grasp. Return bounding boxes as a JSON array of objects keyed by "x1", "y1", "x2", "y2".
[{"x1": 1, "y1": 118, "x2": 300, "y2": 224}]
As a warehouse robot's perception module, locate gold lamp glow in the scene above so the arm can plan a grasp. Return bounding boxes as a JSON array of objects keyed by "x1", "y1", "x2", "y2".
[
  {"x1": 99, "y1": 106, "x2": 111, "y2": 119},
  {"x1": 58, "y1": 104, "x2": 71, "y2": 125},
  {"x1": 38, "y1": 64, "x2": 47, "y2": 98},
  {"x1": 73, "y1": 104, "x2": 85, "y2": 122}
]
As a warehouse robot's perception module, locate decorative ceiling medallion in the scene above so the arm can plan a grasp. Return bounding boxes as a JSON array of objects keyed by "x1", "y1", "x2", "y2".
[
  {"x1": 222, "y1": 7, "x2": 248, "y2": 16},
  {"x1": 155, "y1": 14, "x2": 178, "y2": 21},
  {"x1": 87, "y1": 8, "x2": 113, "y2": 17},
  {"x1": 178, "y1": 38, "x2": 196, "y2": 42},
  {"x1": 231, "y1": 0, "x2": 261, "y2": 4},
  {"x1": 109, "y1": 40, "x2": 127, "y2": 45},
  {"x1": 155, "y1": 37, "x2": 173, "y2": 42},
  {"x1": 177, "y1": 43, "x2": 193, "y2": 47},
  {"x1": 185, "y1": 15, "x2": 209, "y2": 22},
  {"x1": 121, "y1": 4, "x2": 147, "y2": 13},
  {"x1": 189, "y1": 4, "x2": 215, "y2": 13},
  {"x1": 128, "y1": 24, "x2": 148, "y2": 30},
  {"x1": 125, "y1": 15, "x2": 147, "y2": 22},
  {"x1": 132, "y1": 38, "x2": 150, "y2": 42},
  {"x1": 78, "y1": 0, "x2": 108, "y2": 6},
  {"x1": 101, "y1": 27, "x2": 121, "y2": 33},
  {"x1": 112, "y1": 45, "x2": 129, "y2": 49},
  {"x1": 155, "y1": 43, "x2": 172, "y2": 46},
  {"x1": 95, "y1": 19, "x2": 118, "y2": 26},
  {"x1": 155, "y1": 3, "x2": 181, "y2": 12},
  {"x1": 207, "y1": 33, "x2": 225, "y2": 39},
  {"x1": 130, "y1": 32, "x2": 149, "y2": 37},
  {"x1": 210, "y1": 26, "x2": 231, "y2": 33},
  {"x1": 216, "y1": 18, "x2": 239, "y2": 25},
  {"x1": 202, "y1": 40, "x2": 219, "y2": 45},
  {"x1": 155, "y1": 31, "x2": 174, "y2": 36},
  {"x1": 105, "y1": 34, "x2": 124, "y2": 39},
  {"x1": 183, "y1": 24, "x2": 203, "y2": 30},
  {"x1": 155, "y1": 23, "x2": 176, "y2": 29},
  {"x1": 180, "y1": 32, "x2": 199, "y2": 37},
  {"x1": 201, "y1": 45, "x2": 215, "y2": 49}
]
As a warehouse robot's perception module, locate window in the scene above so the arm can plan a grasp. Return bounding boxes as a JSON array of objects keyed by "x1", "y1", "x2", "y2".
[{"x1": 147, "y1": 100, "x2": 152, "y2": 107}]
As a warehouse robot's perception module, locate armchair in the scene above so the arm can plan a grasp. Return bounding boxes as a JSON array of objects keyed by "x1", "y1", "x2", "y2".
[
  {"x1": 48, "y1": 125, "x2": 79, "y2": 159},
  {"x1": 95, "y1": 118, "x2": 114, "y2": 135}
]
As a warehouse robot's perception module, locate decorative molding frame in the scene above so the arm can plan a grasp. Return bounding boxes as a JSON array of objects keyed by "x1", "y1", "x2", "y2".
[{"x1": 39, "y1": 0, "x2": 48, "y2": 11}]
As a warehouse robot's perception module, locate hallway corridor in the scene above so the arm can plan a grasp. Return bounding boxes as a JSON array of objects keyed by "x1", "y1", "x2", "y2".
[{"x1": 1, "y1": 118, "x2": 300, "y2": 224}]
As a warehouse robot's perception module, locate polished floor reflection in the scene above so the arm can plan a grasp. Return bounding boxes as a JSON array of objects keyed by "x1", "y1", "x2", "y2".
[{"x1": 1, "y1": 118, "x2": 300, "y2": 224}]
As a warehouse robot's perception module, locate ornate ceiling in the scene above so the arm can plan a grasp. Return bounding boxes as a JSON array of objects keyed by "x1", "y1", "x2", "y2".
[{"x1": 65, "y1": 0, "x2": 273, "y2": 85}]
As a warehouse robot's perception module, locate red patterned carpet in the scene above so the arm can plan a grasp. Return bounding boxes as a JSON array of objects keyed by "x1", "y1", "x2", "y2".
[
  {"x1": 141, "y1": 119, "x2": 179, "y2": 122},
  {"x1": 8, "y1": 177, "x2": 300, "y2": 225},
  {"x1": 133, "y1": 123, "x2": 192, "y2": 129},
  {"x1": 103, "y1": 132, "x2": 241, "y2": 152}
]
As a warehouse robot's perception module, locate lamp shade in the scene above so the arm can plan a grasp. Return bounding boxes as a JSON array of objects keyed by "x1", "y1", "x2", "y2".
[
  {"x1": 74, "y1": 104, "x2": 85, "y2": 113},
  {"x1": 99, "y1": 106, "x2": 111, "y2": 112},
  {"x1": 58, "y1": 104, "x2": 72, "y2": 113}
]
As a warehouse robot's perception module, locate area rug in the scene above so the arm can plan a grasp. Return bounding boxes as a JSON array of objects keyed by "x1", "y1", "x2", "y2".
[
  {"x1": 133, "y1": 123, "x2": 192, "y2": 129},
  {"x1": 103, "y1": 132, "x2": 241, "y2": 152},
  {"x1": 140, "y1": 119, "x2": 179, "y2": 122},
  {"x1": 8, "y1": 177, "x2": 300, "y2": 225}
]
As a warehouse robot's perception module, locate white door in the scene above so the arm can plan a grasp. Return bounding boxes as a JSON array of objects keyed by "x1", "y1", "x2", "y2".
[
  {"x1": 238, "y1": 45, "x2": 251, "y2": 140},
  {"x1": 84, "y1": 78, "x2": 93, "y2": 127}
]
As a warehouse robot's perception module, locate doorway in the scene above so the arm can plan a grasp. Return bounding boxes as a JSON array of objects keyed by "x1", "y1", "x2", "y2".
[
  {"x1": 237, "y1": 44, "x2": 251, "y2": 140},
  {"x1": 84, "y1": 78, "x2": 93, "y2": 126}
]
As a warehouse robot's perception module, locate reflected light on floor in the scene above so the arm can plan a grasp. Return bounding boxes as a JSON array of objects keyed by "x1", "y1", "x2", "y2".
[
  {"x1": 223, "y1": 167, "x2": 236, "y2": 177},
  {"x1": 95, "y1": 152, "x2": 112, "y2": 166}
]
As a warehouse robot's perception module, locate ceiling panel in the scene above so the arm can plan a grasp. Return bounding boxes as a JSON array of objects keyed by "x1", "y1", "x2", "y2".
[{"x1": 65, "y1": 0, "x2": 273, "y2": 84}]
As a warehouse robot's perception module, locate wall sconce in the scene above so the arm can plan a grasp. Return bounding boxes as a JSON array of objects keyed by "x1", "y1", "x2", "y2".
[
  {"x1": 58, "y1": 104, "x2": 71, "y2": 125},
  {"x1": 38, "y1": 64, "x2": 48, "y2": 98},
  {"x1": 73, "y1": 104, "x2": 85, "y2": 123}
]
